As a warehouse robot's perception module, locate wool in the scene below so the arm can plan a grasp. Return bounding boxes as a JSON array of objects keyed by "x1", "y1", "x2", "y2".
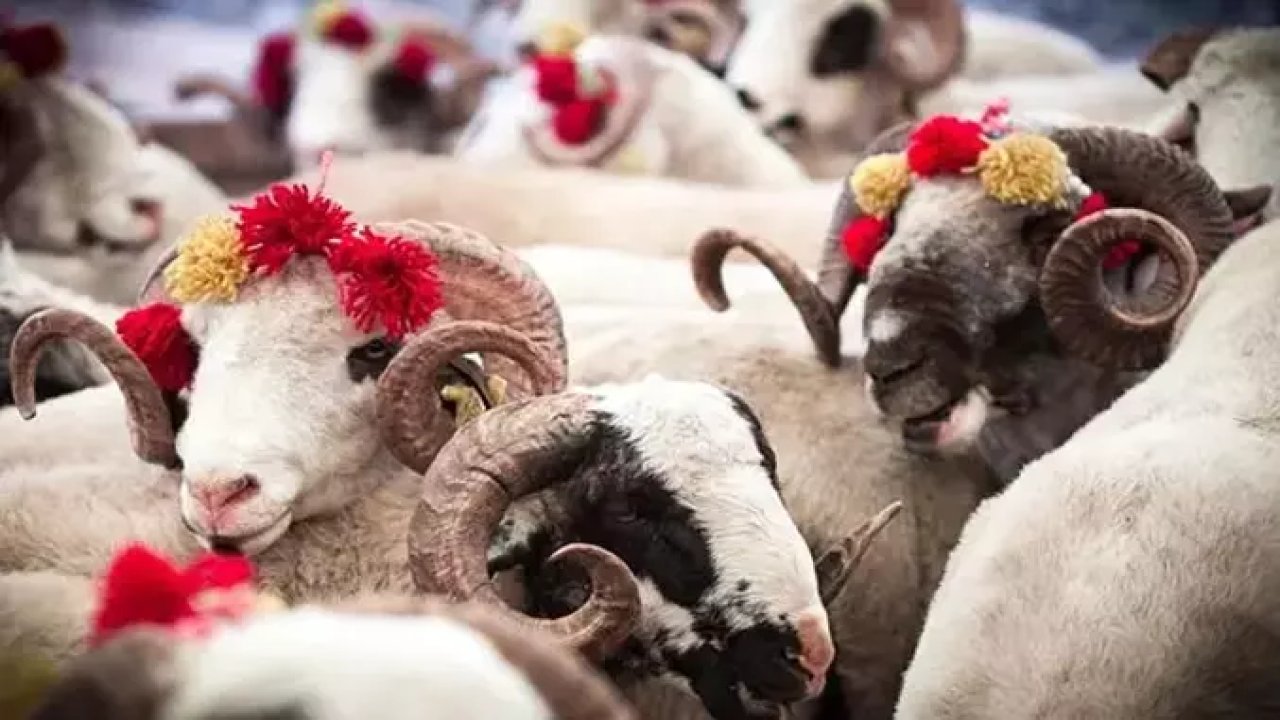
[{"x1": 165, "y1": 215, "x2": 250, "y2": 303}]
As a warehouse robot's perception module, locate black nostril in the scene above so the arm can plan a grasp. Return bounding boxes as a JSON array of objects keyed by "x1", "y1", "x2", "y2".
[
  {"x1": 775, "y1": 113, "x2": 805, "y2": 132},
  {"x1": 735, "y1": 87, "x2": 761, "y2": 111}
]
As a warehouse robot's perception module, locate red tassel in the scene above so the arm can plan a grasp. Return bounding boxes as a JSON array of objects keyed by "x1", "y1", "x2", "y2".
[
  {"x1": 183, "y1": 553, "x2": 254, "y2": 591},
  {"x1": 1, "y1": 22, "x2": 68, "y2": 78},
  {"x1": 252, "y1": 32, "x2": 294, "y2": 113},
  {"x1": 1075, "y1": 191, "x2": 1108, "y2": 219},
  {"x1": 322, "y1": 10, "x2": 375, "y2": 51},
  {"x1": 116, "y1": 303, "x2": 198, "y2": 393},
  {"x1": 327, "y1": 228, "x2": 444, "y2": 339},
  {"x1": 533, "y1": 54, "x2": 580, "y2": 105},
  {"x1": 841, "y1": 216, "x2": 890, "y2": 273},
  {"x1": 91, "y1": 544, "x2": 195, "y2": 647},
  {"x1": 553, "y1": 99, "x2": 606, "y2": 145},
  {"x1": 1074, "y1": 191, "x2": 1139, "y2": 269},
  {"x1": 393, "y1": 37, "x2": 436, "y2": 85},
  {"x1": 234, "y1": 182, "x2": 354, "y2": 274},
  {"x1": 906, "y1": 115, "x2": 988, "y2": 177}
]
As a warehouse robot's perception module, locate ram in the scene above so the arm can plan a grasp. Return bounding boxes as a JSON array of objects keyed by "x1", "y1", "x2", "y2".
[
  {"x1": 455, "y1": 33, "x2": 807, "y2": 187},
  {"x1": 172, "y1": 5, "x2": 498, "y2": 173}
]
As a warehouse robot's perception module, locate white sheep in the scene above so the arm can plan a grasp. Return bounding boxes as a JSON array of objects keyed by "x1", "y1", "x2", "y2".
[{"x1": 454, "y1": 34, "x2": 807, "y2": 187}]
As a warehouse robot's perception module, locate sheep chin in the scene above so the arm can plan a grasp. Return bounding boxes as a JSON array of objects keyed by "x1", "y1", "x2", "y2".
[{"x1": 932, "y1": 388, "x2": 991, "y2": 454}]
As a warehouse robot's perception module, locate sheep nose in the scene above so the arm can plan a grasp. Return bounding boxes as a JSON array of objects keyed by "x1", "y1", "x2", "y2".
[
  {"x1": 190, "y1": 475, "x2": 260, "y2": 517},
  {"x1": 734, "y1": 87, "x2": 761, "y2": 111},
  {"x1": 795, "y1": 608, "x2": 835, "y2": 696}
]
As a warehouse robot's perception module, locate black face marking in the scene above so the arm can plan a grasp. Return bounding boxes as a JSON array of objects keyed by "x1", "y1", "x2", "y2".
[
  {"x1": 344, "y1": 337, "x2": 401, "y2": 383},
  {"x1": 722, "y1": 390, "x2": 779, "y2": 491},
  {"x1": 369, "y1": 66, "x2": 433, "y2": 129},
  {"x1": 810, "y1": 4, "x2": 880, "y2": 77}
]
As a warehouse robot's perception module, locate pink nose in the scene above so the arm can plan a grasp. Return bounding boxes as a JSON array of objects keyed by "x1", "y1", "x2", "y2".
[
  {"x1": 190, "y1": 475, "x2": 260, "y2": 525},
  {"x1": 795, "y1": 609, "x2": 835, "y2": 694}
]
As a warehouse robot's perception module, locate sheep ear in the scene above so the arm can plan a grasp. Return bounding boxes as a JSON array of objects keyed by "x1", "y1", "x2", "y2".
[
  {"x1": 1224, "y1": 185, "x2": 1272, "y2": 238},
  {"x1": 814, "y1": 501, "x2": 903, "y2": 605},
  {"x1": 1140, "y1": 27, "x2": 1220, "y2": 91}
]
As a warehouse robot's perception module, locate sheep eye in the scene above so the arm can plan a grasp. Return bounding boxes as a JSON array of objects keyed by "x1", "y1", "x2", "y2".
[{"x1": 345, "y1": 338, "x2": 400, "y2": 382}]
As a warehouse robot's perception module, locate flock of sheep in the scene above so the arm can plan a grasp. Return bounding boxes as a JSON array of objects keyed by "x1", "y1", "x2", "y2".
[{"x1": 0, "y1": 1, "x2": 1278, "y2": 718}]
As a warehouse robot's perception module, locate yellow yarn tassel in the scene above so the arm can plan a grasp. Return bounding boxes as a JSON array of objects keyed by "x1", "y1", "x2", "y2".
[
  {"x1": 538, "y1": 20, "x2": 586, "y2": 56},
  {"x1": 849, "y1": 153, "x2": 912, "y2": 218},
  {"x1": 310, "y1": 0, "x2": 348, "y2": 36},
  {"x1": 164, "y1": 215, "x2": 251, "y2": 303},
  {"x1": 441, "y1": 374, "x2": 508, "y2": 427},
  {"x1": 976, "y1": 133, "x2": 1071, "y2": 207}
]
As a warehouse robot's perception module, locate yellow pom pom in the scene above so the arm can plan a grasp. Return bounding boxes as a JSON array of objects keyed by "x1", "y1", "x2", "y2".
[
  {"x1": 310, "y1": 0, "x2": 347, "y2": 36},
  {"x1": 164, "y1": 215, "x2": 250, "y2": 303},
  {"x1": 976, "y1": 133, "x2": 1071, "y2": 207},
  {"x1": 538, "y1": 20, "x2": 586, "y2": 56},
  {"x1": 849, "y1": 153, "x2": 912, "y2": 218}
]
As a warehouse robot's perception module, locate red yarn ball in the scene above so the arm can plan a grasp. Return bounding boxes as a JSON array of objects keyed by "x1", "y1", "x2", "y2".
[
  {"x1": 533, "y1": 54, "x2": 580, "y2": 105},
  {"x1": 115, "y1": 303, "x2": 198, "y2": 393},
  {"x1": 327, "y1": 228, "x2": 444, "y2": 339},
  {"x1": 252, "y1": 32, "x2": 295, "y2": 113},
  {"x1": 393, "y1": 38, "x2": 436, "y2": 85},
  {"x1": 90, "y1": 544, "x2": 194, "y2": 647},
  {"x1": 234, "y1": 182, "x2": 355, "y2": 274},
  {"x1": 906, "y1": 115, "x2": 988, "y2": 177},
  {"x1": 1075, "y1": 191, "x2": 1109, "y2": 219},
  {"x1": 553, "y1": 98, "x2": 606, "y2": 145},
  {"x1": 840, "y1": 216, "x2": 890, "y2": 273},
  {"x1": 1, "y1": 22, "x2": 68, "y2": 78},
  {"x1": 323, "y1": 10, "x2": 375, "y2": 51}
]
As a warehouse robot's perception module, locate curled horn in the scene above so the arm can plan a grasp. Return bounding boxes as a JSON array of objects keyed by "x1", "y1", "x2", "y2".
[
  {"x1": 334, "y1": 595, "x2": 638, "y2": 720},
  {"x1": 1039, "y1": 126, "x2": 1235, "y2": 369},
  {"x1": 409, "y1": 393, "x2": 642, "y2": 661},
  {"x1": 692, "y1": 228, "x2": 841, "y2": 367},
  {"x1": 882, "y1": 0, "x2": 967, "y2": 90},
  {"x1": 1140, "y1": 27, "x2": 1221, "y2": 91},
  {"x1": 9, "y1": 309, "x2": 177, "y2": 467},
  {"x1": 372, "y1": 221, "x2": 568, "y2": 398},
  {"x1": 376, "y1": 320, "x2": 561, "y2": 474}
]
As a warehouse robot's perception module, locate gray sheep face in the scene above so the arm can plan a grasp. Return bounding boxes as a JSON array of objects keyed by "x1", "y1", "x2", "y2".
[{"x1": 486, "y1": 378, "x2": 833, "y2": 720}]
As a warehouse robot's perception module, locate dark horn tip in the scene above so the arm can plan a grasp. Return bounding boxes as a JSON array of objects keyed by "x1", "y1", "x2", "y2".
[
  {"x1": 690, "y1": 228, "x2": 739, "y2": 313},
  {"x1": 18, "y1": 405, "x2": 36, "y2": 421}
]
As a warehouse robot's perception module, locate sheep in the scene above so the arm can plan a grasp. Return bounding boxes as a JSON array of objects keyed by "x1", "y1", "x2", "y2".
[
  {"x1": 453, "y1": 34, "x2": 808, "y2": 188},
  {"x1": 171, "y1": 5, "x2": 500, "y2": 173},
  {"x1": 28, "y1": 589, "x2": 637, "y2": 720},
  {"x1": 893, "y1": 202, "x2": 1280, "y2": 720},
  {"x1": 1140, "y1": 26, "x2": 1280, "y2": 222}
]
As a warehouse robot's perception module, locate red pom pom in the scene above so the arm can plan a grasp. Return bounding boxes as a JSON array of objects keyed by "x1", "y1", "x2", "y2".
[
  {"x1": 393, "y1": 38, "x2": 436, "y2": 85},
  {"x1": 327, "y1": 228, "x2": 444, "y2": 338},
  {"x1": 841, "y1": 216, "x2": 890, "y2": 273},
  {"x1": 906, "y1": 115, "x2": 988, "y2": 177},
  {"x1": 323, "y1": 10, "x2": 375, "y2": 51},
  {"x1": 234, "y1": 182, "x2": 354, "y2": 275},
  {"x1": 116, "y1": 303, "x2": 198, "y2": 393},
  {"x1": 1073, "y1": 191, "x2": 1138, "y2": 268},
  {"x1": 533, "y1": 54, "x2": 580, "y2": 105},
  {"x1": 553, "y1": 98, "x2": 606, "y2": 145},
  {"x1": 1, "y1": 22, "x2": 68, "y2": 78},
  {"x1": 1075, "y1": 191, "x2": 1108, "y2": 219},
  {"x1": 91, "y1": 544, "x2": 194, "y2": 647},
  {"x1": 252, "y1": 32, "x2": 294, "y2": 113},
  {"x1": 183, "y1": 553, "x2": 254, "y2": 591}
]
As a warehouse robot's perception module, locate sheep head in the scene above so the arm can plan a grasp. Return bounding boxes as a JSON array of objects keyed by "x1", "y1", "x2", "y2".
[
  {"x1": 0, "y1": 21, "x2": 163, "y2": 254},
  {"x1": 9, "y1": 179, "x2": 567, "y2": 557},
  {"x1": 412, "y1": 375, "x2": 839, "y2": 720},
  {"x1": 726, "y1": 0, "x2": 965, "y2": 151},
  {"x1": 1141, "y1": 26, "x2": 1280, "y2": 223}
]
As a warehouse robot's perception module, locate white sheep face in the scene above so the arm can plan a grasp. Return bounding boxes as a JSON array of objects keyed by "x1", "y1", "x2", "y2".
[
  {"x1": 2, "y1": 78, "x2": 159, "y2": 253},
  {"x1": 176, "y1": 257, "x2": 392, "y2": 555},
  {"x1": 165, "y1": 609, "x2": 554, "y2": 720}
]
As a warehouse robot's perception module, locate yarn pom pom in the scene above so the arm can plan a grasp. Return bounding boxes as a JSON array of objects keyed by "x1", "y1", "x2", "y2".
[
  {"x1": 184, "y1": 553, "x2": 254, "y2": 591},
  {"x1": 393, "y1": 37, "x2": 436, "y2": 85},
  {"x1": 553, "y1": 98, "x2": 606, "y2": 145},
  {"x1": 537, "y1": 20, "x2": 586, "y2": 56},
  {"x1": 850, "y1": 153, "x2": 912, "y2": 217},
  {"x1": 1073, "y1": 191, "x2": 1139, "y2": 269},
  {"x1": 234, "y1": 182, "x2": 354, "y2": 274},
  {"x1": 1, "y1": 23, "x2": 68, "y2": 78},
  {"x1": 252, "y1": 32, "x2": 294, "y2": 113},
  {"x1": 906, "y1": 115, "x2": 987, "y2": 176},
  {"x1": 841, "y1": 216, "x2": 890, "y2": 274},
  {"x1": 533, "y1": 54, "x2": 579, "y2": 105},
  {"x1": 328, "y1": 228, "x2": 444, "y2": 339},
  {"x1": 116, "y1": 303, "x2": 198, "y2": 393},
  {"x1": 977, "y1": 133, "x2": 1070, "y2": 207},
  {"x1": 91, "y1": 544, "x2": 192, "y2": 647},
  {"x1": 320, "y1": 9, "x2": 375, "y2": 51},
  {"x1": 165, "y1": 215, "x2": 250, "y2": 303}
]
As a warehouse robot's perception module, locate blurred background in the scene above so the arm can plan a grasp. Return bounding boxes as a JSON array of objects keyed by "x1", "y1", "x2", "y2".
[{"x1": 7, "y1": 0, "x2": 1279, "y2": 124}]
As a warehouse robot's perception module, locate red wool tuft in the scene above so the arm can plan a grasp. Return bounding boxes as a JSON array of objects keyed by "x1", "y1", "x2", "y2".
[
  {"x1": 533, "y1": 54, "x2": 580, "y2": 105},
  {"x1": 328, "y1": 228, "x2": 444, "y2": 338},
  {"x1": 183, "y1": 553, "x2": 254, "y2": 591},
  {"x1": 234, "y1": 182, "x2": 354, "y2": 274},
  {"x1": 91, "y1": 544, "x2": 194, "y2": 647},
  {"x1": 1073, "y1": 191, "x2": 1139, "y2": 269},
  {"x1": 1, "y1": 22, "x2": 68, "y2": 78},
  {"x1": 116, "y1": 303, "x2": 198, "y2": 393},
  {"x1": 906, "y1": 115, "x2": 988, "y2": 177},
  {"x1": 252, "y1": 32, "x2": 295, "y2": 113},
  {"x1": 841, "y1": 216, "x2": 890, "y2": 273},
  {"x1": 553, "y1": 98, "x2": 606, "y2": 145},
  {"x1": 1075, "y1": 190, "x2": 1109, "y2": 219},
  {"x1": 393, "y1": 38, "x2": 436, "y2": 84},
  {"x1": 323, "y1": 10, "x2": 375, "y2": 51}
]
